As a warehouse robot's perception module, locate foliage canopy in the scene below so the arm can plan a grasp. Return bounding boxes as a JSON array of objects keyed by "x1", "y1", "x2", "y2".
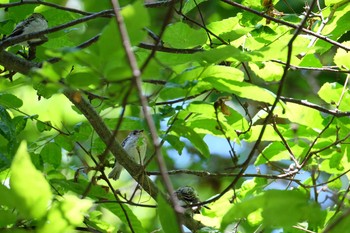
[{"x1": 0, "y1": 0, "x2": 350, "y2": 232}]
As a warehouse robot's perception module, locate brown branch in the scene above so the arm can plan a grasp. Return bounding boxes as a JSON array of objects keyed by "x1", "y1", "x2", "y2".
[
  {"x1": 147, "y1": 169, "x2": 300, "y2": 181},
  {"x1": 0, "y1": 50, "x2": 40, "y2": 73},
  {"x1": 280, "y1": 96, "x2": 350, "y2": 117},
  {"x1": 0, "y1": 1, "x2": 91, "y2": 15},
  {"x1": 271, "y1": 117, "x2": 300, "y2": 168},
  {"x1": 110, "y1": 0, "x2": 202, "y2": 232},
  {"x1": 64, "y1": 90, "x2": 160, "y2": 197},
  {"x1": 272, "y1": 59, "x2": 350, "y2": 73},
  {"x1": 144, "y1": 0, "x2": 180, "y2": 8},
  {"x1": 155, "y1": 90, "x2": 210, "y2": 105},
  {"x1": 138, "y1": 42, "x2": 202, "y2": 54}
]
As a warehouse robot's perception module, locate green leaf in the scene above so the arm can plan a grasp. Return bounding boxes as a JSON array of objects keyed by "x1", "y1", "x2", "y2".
[
  {"x1": 255, "y1": 142, "x2": 290, "y2": 165},
  {"x1": 84, "y1": 211, "x2": 114, "y2": 233},
  {"x1": 182, "y1": 0, "x2": 208, "y2": 14},
  {"x1": 97, "y1": 19, "x2": 131, "y2": 81},
  {"x1": 315, "y1": 4, "x2": 350, "y2": 53},
  {"x1": 157, "y1": 194, "x2": 181, "y2": 233},
  {"x1": 221, "y1": 190, "x2": 326, "y2": 231},
  {"x1": 123, "y1": 0, "x2": 149, "y2": 45},
  {"x1": 183, "y1": 102, "x2": 247, "y2": 141},
  {"x1": 238, "y1": 178, "x2": 268, "y2": 199},
  {"x1": 285, "y1": 102, "x2": 325, "y2": 129},
  {"x1": 203, "y1": 77, "x2": 276, "y2": 104},
  {"x1": 325, "y1": 0, "x2": 345, "y2": 6},
  {"x1": 334, "y1": 41, "x2": 350, "y2": 69},
  {"x1": 163, "y1": 22, "x2": 207, "y2": 48},
  {"x1": 0, "y1": 106, "x2": 15, "y2": 141},
  {"x1": 249, "y1": 61, "x2": 284, "y2": 82},
  {"x1": 7, "y1": 6, "x2": 36, "y2": 22},
  {"x1": 0, "y1": 151, "x2": 11, "y2": 172},
  {"x1": 96, "y1": 1, "x2": 149, "y2": 82},
  {"x1": 32, "y1": 74, "x2": 61, "y2": 99},
  {"x1": 73, "y1": 122, "x2": 92, "y2": 141},
  {"x1": 40, "y1": 142, "x2": 62, "y2": 168},
  {"x1": 0, "y1": 184, "x2": 16, "y2": 208},
  {"x1": 12, "y1": 116, "x2": 28, "y2": 135},
  {"x1": 299, "y1": 54, "x2": 323, "y2": 67},
  {"x1": 196, "y1": 45, "x2": 252, "y2": 63},
  {"x1": 255, "y1": 140, "x2": 309, "y2": 166},
  {"x1": 206, "y1": 16, "x2": 253, "y2": 44},
  {"x1": 318, "y1": 82, "x2": 350, "y2": 111},
  {"x1": 163, "y1": 134, "x2": 186, "y2": 155},
  {"x1": 0, "y1": 208, "x2": 17, "y2": 227},
  {"x1": 36, "y1": 121, "x2": 52, "y2": 132},
  {"x1": 0, "y1": 93, "x2": 23, "y2": 108},
  {"x1": 104, "y1": 117, "x2": 146, "y2": 131},
  {"x1": 171, "y1": 124, "x2": 210, "y2": 158},
  {"x1": 41, "y1": 9, "x2": 76, "y2": 49},
  {"x1": 100, "y1": 202, "x2": 147, "y2": 233},
  {"x1": 66, "y1": 72, "x2": 100, "y2": 87},
  {"x1": 39, "y1": 194, "x2": 92, "y2": 233},
  {"x1": 10, "y1": 141, "x2": 52, "y2": 219},
  {"x1": 159, "y1": 65, "x2": 244, "y2": 100},
  {"x1": 54, "y1": 134, "x2": 74, "y2": 152},
  {"x1": 325, "y1": 213, "x2": 350, "y2": 233}
]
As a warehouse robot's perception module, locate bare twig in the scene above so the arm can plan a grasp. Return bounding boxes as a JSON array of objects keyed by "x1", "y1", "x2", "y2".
[
  {"x1": 280, "y1": 96, "x2": 350, "y2": 117},
  {"x1": 272, "y1": 60, "x2": 350, "y2": 73}
]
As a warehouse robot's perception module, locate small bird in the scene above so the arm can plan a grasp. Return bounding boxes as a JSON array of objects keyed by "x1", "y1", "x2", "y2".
[
  {"x1": 4, "y1": 13, "x2": 48, "y2": 46},
  {"x1": 174, "y1": 186, "x2": 209, "y2": 214},
  {"x1": 108, "y1": 130, "x2": 147, "y2": 180}
]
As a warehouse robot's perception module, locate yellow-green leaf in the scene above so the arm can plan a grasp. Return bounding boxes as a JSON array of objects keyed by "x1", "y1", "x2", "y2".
[{"x1": 10, "y1": 141, "x2": 52, "y2": 219}]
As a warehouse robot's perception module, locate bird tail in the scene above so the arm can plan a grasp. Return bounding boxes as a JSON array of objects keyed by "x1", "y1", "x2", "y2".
[{"x1": 108, "y1": 164, "x2": 123, "y2": 180}]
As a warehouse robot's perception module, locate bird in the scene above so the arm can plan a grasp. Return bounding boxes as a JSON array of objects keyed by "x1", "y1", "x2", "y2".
[
  {"x1": 174, "y1": 186, "x2": 209, "y2": 214},
  {"x1": 108, "y1": 130, "x2": 147, "y2": 180},
  {"x1": 4, "y1": 13, "x2": 48, "y2": 46}
]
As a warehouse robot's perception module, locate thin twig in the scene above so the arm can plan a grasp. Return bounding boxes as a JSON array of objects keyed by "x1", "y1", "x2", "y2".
[{"x1": 110, "y1": 0, "x2": 191, "y2": 232}]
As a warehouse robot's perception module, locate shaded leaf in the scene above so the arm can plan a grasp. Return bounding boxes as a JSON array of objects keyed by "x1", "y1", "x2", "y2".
[
  {"x1": 40, "y1": 142, "x2": 62, "y2": 168},
  {"x1": 0, "y1": 93, "x2": 23, "y2": 108},
  {"x1": 157, "y1": 194, "x2": 181, "y2": 233}
]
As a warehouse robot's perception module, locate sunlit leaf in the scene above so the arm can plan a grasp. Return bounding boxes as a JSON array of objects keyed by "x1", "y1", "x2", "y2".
[
  {"x1": 334, "y1": 41, "x2": 350, "y2": 69},
  {"x1": 10, "y1": 141, "x2": 52, "y2": 219},
  {"x1": 221, "y1": 190, "x2": 326, "y2": 231},
  {"x1": 39, "y1": 194, "x2": 92, "y2": 233},
  {"x1": 318, "y1": 82, "x2": 350, "y2": 111}
]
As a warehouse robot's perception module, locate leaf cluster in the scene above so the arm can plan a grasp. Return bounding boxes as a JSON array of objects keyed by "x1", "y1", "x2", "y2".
[{"x1": 0, "y1": 0, "x2": 350, "y2": 233}]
